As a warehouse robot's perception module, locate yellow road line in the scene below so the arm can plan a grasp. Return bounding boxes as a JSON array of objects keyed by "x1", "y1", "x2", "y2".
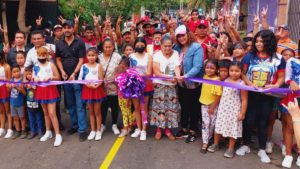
[{"x1": 99, "y1": 137, "x2": 125, "y2": 169}]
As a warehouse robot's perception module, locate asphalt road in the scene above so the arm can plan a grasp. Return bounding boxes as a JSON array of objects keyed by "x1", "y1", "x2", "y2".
[{"x1": 0, "y1": 111, "x2": 298, "y2": 169}]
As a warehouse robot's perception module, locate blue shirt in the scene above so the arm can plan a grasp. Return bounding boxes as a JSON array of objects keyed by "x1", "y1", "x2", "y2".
[
  {"x1": 242, "y1": 52, "x2": 286, "y2": 87},
  {"x1": 10, "y1": 78, "x2": 25, "y2": 107}
]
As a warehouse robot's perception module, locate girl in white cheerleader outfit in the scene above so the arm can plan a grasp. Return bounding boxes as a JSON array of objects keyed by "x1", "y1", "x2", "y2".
[
  {"x1": 78, "y1": 47, "x2": 106, "y2": 141},
  {"x1": 33, "y1": 46, "x2": 62, "y2": 147}
]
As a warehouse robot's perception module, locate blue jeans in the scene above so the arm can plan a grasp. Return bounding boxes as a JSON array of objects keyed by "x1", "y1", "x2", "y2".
[
  {"x1": 64, "y1": 84, "x2": 87, "y2": 133},
  {"x1": 28, "y1": 110, "x2": 44, "y2": 133}
]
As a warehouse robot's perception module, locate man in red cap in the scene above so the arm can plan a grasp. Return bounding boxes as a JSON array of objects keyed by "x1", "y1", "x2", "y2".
[{"x1": 195, "y1": 19, "x2": 216, "y2": 60}]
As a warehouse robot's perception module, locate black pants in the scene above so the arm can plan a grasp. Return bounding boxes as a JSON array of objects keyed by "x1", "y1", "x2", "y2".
[
  {"x1": 242, "y1": 92, "x2": 274, "y2": 149},
  {"x1": 56, "y1": 85, "x2": 63, "y2": 126},
  {"x1": 101, "y1": 95, "x2": 119, "y2": 125},
  {"x1": 178, "y1": 86, "x2": 201, "y2": 132}
]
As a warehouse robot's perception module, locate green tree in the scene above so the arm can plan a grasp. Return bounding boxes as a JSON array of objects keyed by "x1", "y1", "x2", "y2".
[{"x1": 58, "y1": 0, "x2": 182, "y2": 24}]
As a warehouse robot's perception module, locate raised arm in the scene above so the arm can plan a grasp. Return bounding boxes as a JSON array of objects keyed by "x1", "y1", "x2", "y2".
[
  {"x1": 261, "y1": 7, "x2": 269, "y2": 30},
  {"x1": 74, "y1": 14, "x2": 80, "y2": 35},
  {"x1": 115, "y1": 16, "x2": 123, "y2": 46}
]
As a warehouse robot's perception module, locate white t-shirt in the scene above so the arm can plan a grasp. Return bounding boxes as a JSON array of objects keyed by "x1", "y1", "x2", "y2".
[
  {"x1": 25, "y1": 43, "x2": 55, "y2": 67},
  {"x1": 153, "y1": 50, "x2": 180, "y2": 85}
]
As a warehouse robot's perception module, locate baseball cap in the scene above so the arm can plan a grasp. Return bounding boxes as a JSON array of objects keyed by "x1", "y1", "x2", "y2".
[
  {"x1": 62, "y1": 20, "x2": 74, "y2": 27},
  {"x1": 175, "y1": 25, "x2": 187, "y2": 36},
  {"x1": 122, "y1": 28, "x2": 131, "y2": 35},
  {"x1": 278, "y1": 24, "x2": 289, "y2": 30},
  {"x1": 142, "y1": 20, "x2": 158, "y2": 28},
  {"x1": 53, "y1": 24, "x2": 62, "y2": 31},
  {"x1": 198, "y1": 19, "x2": 209, "y2": 28}
]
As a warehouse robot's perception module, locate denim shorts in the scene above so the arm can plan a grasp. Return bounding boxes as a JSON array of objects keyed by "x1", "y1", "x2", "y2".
[{"x1": 10, "y1": 106, "x2": 25, "y2": 118}]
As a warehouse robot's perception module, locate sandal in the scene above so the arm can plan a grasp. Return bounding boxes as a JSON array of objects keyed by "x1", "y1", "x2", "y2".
[
  {"x1": 165, "y1": 129, "x2": 175, "y2": 141},
  {"x1": 201, "y1": 144, "x2": 208, "y2": 154},
  {"x1": 155, "y1": 128, "x2": 162, "y2": 140}
]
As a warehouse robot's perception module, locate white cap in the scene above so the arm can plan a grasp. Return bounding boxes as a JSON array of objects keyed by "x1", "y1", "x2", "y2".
[{"x1": 175, "y1": 25, "x2": 187, "y2": 36}]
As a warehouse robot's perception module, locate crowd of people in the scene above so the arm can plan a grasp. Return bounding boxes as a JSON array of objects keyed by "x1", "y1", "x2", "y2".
[{"x1": 0, "y1": 8, "x2": 299, "y2": 168}]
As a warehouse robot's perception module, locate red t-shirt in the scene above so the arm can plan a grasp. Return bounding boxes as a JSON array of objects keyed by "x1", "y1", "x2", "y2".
[
  {"x1": 186, "y1": 19, "x2": 200, "y2": 32},
  {"x1": 81, "y1": 37, "x2": 97, "y2": 63}
]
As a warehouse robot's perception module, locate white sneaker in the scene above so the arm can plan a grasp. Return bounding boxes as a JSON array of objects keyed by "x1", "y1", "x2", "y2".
[
  {"x1": 119, "y1": 129, "x2": 128, "y2": 137},
  {"x1": 87, "y1": 131, "x2": 96, "y2": 140},
  {"x1": 258, "y1": 150, "x2": 271, "y2": 163},
  {"x1": 236, "y1": 145, "x2": 251, "y2": 156},
  {"x1": 139, "y1": 130, "x2": 147, "y2": 141},
  {"x1": 54, "y1": 134, "x2": 63, "y2": 147},
  {"x1": 0, "y1": 128, "x2": 5, "y2": 137},
  {"x1": 112, "y1": 124, "x2": 120, "y2": 135},
  {"x1": 95, "y1": 131, "x2": 102, "y2": 141},
  {"x1": 266, "y1": 141, "x2": 273, "y2": 154},
  {"x1": 131, "y1": 128, "x2": 141, "y2": 138},
  {"x1": 296, "y1": 156, "x2": 300, "y2": 167},
  {"x1": 4, "y1": 129, "x2": 13, "y2": 139},
  {"x1": 40, "y1": 131, "x2": 53, "y2": 142},
  {"x1": 281, "y1": 144, "x2": 287, "y2": 156},
  {"x1": 282, "y1": 155, "x2": 293, "y2": 168},
  {"x1": 101, "y1": 124, "x2": 106, "y2": 133}
]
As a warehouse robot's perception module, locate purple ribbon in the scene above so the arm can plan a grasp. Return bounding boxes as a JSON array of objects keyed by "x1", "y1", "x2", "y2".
[{"x1": 0, "y1": 77, "x2": 296, "y2": 94}]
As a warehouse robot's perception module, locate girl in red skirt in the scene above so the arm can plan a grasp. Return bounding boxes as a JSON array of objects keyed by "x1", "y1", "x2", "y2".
[
  {"x1": 0, "y1": 51, "x2": 11, "y2": 137},
  {"x1": 33, "y1": 46, "x2": 62, "y2": 146},
  {"x1": 78, "y1": 47, "x2": 106, "y2": 141}
]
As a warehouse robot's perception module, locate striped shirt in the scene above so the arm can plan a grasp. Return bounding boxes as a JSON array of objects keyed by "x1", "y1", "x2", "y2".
[{"x1": 277, "y1": 38, "x2": 298, "y2": 56}]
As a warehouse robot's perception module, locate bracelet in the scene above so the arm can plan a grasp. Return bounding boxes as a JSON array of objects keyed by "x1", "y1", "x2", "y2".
[{"x1": 293, "y1": 119, "x2": 300, "y2": 123}]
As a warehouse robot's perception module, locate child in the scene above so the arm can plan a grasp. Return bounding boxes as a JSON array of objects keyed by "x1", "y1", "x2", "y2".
[
  {"x1": 0, "y1": 51, "x2": 11, "y2": 137},
  {"x1": 207, "y1": 61, "x2": 248, "y2": 158},
  {"x1": 280, "y1": 48, "x2": 300, "y2": 168},
  {"x1": 34, "y1": 46, "x2": 62, "y2": 147},
  {"x1": 9, "y1": 65, "x2": 27, "y2": 139},
  {"x1": 122, "y1": 44, "x2": 134, "y2": 58},
  {"x1": 16, "y1": 51, "x2": 26, "y2": 75},
  {"x1": 115, "y1": 57, "x2": 133, "y2": 137},
  {"x1": 232, "y1": 42, "x2": 247, "y2": 62},
  {"x1": 199, "y1": 59, "x2": 222, "y2": 153},
  {"x1": 129, "y1": 37, "x2": 153, "y2": 141},
  {"x1": 24, "y1": 66, "x2": 44, "y2": 139},
  {"x1": 218, "y1": 60, "x2": 230, "y2": 81},
  {"x1": 78, "y1": 47, "x2": 106, "y2": 141}
]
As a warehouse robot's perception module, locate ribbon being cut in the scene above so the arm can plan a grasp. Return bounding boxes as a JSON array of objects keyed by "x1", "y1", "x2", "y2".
[
  {"x1": 0, "y1": 76, "x2": 296, "y2": 95},
  {"x1": 0, "y1": 73, "x2": 296, "y2": 99}
]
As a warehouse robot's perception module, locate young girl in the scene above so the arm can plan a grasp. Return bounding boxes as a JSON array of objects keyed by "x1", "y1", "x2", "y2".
[
  {"x1": 115, "y1": 57, "x2": 133, "y2": 137},
  {"x1": 207, "y1": 61, "x2": 248, "y2": 158},
  {"x1": 34, "y1": 46, "x2": 62, "y2": 147},
  {"x1": 78, "y1": 47, "x2": 106, "y2": 141},
  {"x1": 280, "y1": 48, "x2": 300, "y2": 168},
  {"x1": 129, "y1": 37, "x2": 153, "y2": 141},
  {"x1": 236, "y1": 30, "x2": 285, "y2": 163},
  {"x1": 25, "y1": 66, "x2": 44, "y2": 139},
  {"x1": 199, "y1": 59, "x2": 222, "y2": 153},
  {"x1": 122, "y1": 44, "x2": 134, "y2": 58},
  {"x1": 0, "y1": 51, "x2": 11, "y2": 137},
  {"x1": 16, "y1": 51, "x2": 26, "y2": 75},
  {"x1": 9, "y1": 66, "x2": 27, "y2": 139}
]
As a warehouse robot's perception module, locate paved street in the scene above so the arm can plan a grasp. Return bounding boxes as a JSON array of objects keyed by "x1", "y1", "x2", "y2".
[{"x1": 0, "y1": 112, "x2": 298, "y2": 169}]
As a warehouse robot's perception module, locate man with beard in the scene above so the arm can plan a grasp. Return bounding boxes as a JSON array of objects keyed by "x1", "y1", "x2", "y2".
[{"x1": 55, "y1": 20, "x2": 88, "y2": 142}]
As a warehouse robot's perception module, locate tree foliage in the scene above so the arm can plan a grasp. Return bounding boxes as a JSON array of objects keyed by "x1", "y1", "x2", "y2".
[{"x1": 58, "y1": 0, "x2": 182, "y2": 24}]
